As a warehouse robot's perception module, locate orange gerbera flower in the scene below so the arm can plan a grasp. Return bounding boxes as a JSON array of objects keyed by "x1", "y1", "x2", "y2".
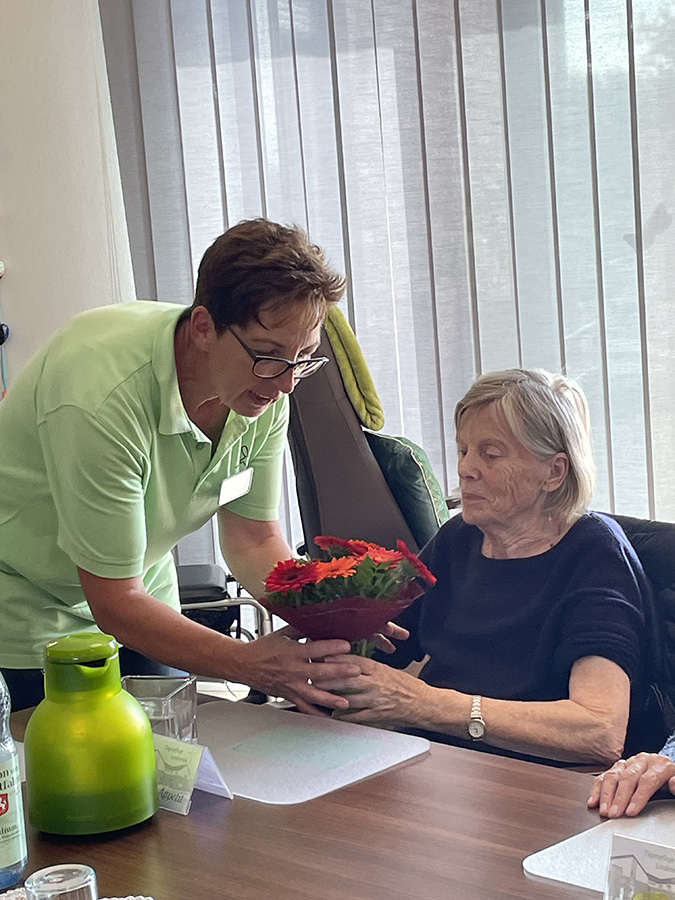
[
  {"x1": 364, "y1": 547, "x2": 404, "y2": 566},
  {"x1": 265, "y1": 559, "x2": 319, "y2": 593},
  {"x1": 396, "y1": 540, "x2": 437, "y2": 586},
  {"x1": 313, "y1": 557, "x2": 358, "y2": 582}
]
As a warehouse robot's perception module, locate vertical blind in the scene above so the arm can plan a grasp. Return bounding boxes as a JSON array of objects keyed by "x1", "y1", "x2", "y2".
[{"x1": 101, "y1": 0, "x2": 675, "y2": 558}]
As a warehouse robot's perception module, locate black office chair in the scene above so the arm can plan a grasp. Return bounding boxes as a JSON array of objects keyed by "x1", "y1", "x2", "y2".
[{"x1": 608, "y1": 513, "x2": 675, "y2": 753}]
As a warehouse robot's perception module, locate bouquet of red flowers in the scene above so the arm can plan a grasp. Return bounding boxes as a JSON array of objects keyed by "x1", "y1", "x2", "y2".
[{"x1": 262, "y1": 536, "x2": 436, "y2": 656}]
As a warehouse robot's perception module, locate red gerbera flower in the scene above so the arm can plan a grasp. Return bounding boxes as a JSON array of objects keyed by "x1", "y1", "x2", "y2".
[
  {"x1": 396, "y1": 540, "x2": 437, "y2": 586},
  {"x1": 313, "y1": 557, "x2": 358, "y2": 583},
  {"x1": 265, "y1": 559, "x2": 319, "y2": 593},
  {"x1": 314, "y1": 535, "x2": 372, "y2": 557}
]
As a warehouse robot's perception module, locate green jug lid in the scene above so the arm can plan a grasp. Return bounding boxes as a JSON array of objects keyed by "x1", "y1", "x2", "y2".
[{"x1": 45, "y1": 632, "x2": 118, "y2": 664}]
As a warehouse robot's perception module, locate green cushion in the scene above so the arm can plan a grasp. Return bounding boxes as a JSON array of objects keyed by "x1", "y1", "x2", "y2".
[{"x1": 365, "y1": 432, "x2": 450, "y2": 549}]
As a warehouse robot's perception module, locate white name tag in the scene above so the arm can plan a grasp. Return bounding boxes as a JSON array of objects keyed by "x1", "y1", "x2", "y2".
[{"x1": 219, "y1": 467, "x2": 253, "y2": 507}]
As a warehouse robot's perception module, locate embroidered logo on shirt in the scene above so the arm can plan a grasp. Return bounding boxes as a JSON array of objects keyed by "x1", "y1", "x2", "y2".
[{"x1": 239, "y1": 444, "x2": 249, "y2": 467}]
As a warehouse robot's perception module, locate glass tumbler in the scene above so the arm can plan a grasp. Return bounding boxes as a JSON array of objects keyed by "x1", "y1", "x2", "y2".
[
  {"x1": 24, "y1": 864, "x2": 97, "y2": 900},
  {"x1": 121, "y1": 674, "x2": 198, "y2": 742}
]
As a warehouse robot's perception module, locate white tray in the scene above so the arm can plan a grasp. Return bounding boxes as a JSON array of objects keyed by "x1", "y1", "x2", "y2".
[
  {"x1": 197, "y1": 700, "x2": 429, "y2": 804},
  {"x1": 523, "y1": 799, "x2": 675, "y2": 893}
]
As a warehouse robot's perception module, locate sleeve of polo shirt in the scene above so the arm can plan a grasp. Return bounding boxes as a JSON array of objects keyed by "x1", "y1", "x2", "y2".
[
  {"x1": 554, "y1": 537, "x2": 647, "y2": 683},
  {"x1": 226, "y1": 396, "x2": 289, "y2": 521},
  {"x1": 38, "y1": 405, "x2": 149, "y2": 580}
]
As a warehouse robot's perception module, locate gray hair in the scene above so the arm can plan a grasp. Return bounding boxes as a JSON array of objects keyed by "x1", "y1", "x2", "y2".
[{"x1": 454, "y1": 369, "x2": 596, "y2": 522}]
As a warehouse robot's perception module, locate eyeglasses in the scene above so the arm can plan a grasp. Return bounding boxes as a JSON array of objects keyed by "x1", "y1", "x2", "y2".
[{"x1": 229, "y1": 328, "x2": 329, "y2": 379}]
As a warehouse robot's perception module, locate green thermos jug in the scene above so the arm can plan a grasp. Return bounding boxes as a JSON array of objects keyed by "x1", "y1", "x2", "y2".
[{"x1": 24, "y1": 633, "x2": 159, "y2": 834}]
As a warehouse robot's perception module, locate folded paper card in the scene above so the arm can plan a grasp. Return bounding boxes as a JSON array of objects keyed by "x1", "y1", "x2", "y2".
[
  {"x1": 196, "y1": 700, "x2": 429, "y2": 804},
  {"x1": 154, "y1": 734, "x2": 232, "y2": 815},
  {"x1": 605, "y1": 832, "x2": 675, "y2": 899}
]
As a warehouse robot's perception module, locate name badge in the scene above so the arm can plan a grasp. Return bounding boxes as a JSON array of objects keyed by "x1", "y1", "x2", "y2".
[{"x1": 219, "y1": 467, "x2": 253, "y2": 507}]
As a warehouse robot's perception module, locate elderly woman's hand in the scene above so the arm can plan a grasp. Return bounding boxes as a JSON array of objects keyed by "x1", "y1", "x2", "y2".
[
  {"x1": 372, "y1": 621, "x2": 410, "y2": 654},
  {"x1": 587, "y1": 752, "x2": 675, "y2": 817},
  {"x1": 312, "y1": 653, "x2": 429, "y2": 729}
]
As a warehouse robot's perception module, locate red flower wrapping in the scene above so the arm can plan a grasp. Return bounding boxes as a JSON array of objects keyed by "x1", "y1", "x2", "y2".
[{"x1": 261, "y1": 580, "x2": 424, "y2": 642}]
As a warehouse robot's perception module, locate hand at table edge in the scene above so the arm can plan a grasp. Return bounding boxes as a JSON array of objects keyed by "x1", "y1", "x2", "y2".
[{"x1": 587, "y1": 752, "x2": 675, "y2": 817}]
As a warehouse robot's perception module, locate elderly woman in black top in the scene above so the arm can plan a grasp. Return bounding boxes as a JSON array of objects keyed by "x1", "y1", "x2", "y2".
[{"x1": 316, "y1": 369, "x2": 654, "y2": 766}]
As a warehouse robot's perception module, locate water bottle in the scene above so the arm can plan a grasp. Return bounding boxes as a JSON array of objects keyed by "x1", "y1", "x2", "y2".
[{"x1": 0, "y1": 672, "x2": 28, "y2": 889}]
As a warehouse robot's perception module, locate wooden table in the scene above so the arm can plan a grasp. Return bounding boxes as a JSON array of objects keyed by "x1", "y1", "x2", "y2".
[{"x1": 19, "y1": 733, "x2": 601, "y2": 900}]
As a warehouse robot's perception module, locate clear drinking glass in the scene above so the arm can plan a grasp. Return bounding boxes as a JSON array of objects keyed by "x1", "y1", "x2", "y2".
[
  {"x1": 121, "y1": 674, "x2": 198, "y2": 742},
  {"x1": 24, "y1": 864, "x2": 97, "y2": 900}
]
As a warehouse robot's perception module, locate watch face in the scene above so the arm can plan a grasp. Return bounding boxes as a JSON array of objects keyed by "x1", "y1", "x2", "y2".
[{"x1": 468, "y1": 719, "x2": 485, "y2": 739}]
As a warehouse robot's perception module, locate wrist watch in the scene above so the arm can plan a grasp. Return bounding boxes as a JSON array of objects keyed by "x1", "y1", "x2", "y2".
[{"x1": 467, "y1": 695, "x2": 486, "y2": 741}]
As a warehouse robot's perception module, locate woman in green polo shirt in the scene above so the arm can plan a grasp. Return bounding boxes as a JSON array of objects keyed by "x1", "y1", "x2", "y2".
[{"x1": 0, "y1": 219, "x2": 377, "y2": 711}]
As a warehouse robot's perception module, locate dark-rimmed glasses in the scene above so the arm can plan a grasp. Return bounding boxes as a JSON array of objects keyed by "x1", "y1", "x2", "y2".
[{"x1": 229, "y1": 328, "x2": 329, "y2": 379}]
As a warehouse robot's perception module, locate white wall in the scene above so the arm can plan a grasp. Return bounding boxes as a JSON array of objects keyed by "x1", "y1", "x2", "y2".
[{"x1": 0, "y1": 0, "x2": 135, "y2": 379}]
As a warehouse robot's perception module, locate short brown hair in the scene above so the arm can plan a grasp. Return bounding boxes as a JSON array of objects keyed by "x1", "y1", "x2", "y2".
[{"x1": 190, "y1": 218, "x2": 346, "y2": 332}]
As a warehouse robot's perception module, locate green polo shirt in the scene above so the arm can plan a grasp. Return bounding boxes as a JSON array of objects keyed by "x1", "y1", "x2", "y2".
[{"x1": 0, "y1": 302, "x2": 288, "y2": 667}]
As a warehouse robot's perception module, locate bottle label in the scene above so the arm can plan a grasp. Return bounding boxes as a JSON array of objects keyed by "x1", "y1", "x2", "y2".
[{"x1": 0, "y1": 755, "x2": 27, "y2": 867}]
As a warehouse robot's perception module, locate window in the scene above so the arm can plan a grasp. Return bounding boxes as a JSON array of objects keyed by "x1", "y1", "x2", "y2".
[{"x1": 101, "y1": 0, "x2": 675, "y2": 556}]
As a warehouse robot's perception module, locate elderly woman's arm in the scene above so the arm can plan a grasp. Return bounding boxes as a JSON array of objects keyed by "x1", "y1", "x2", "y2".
[{"x1": 316, "y1": 654, "x2": 629, "y2": 766}]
